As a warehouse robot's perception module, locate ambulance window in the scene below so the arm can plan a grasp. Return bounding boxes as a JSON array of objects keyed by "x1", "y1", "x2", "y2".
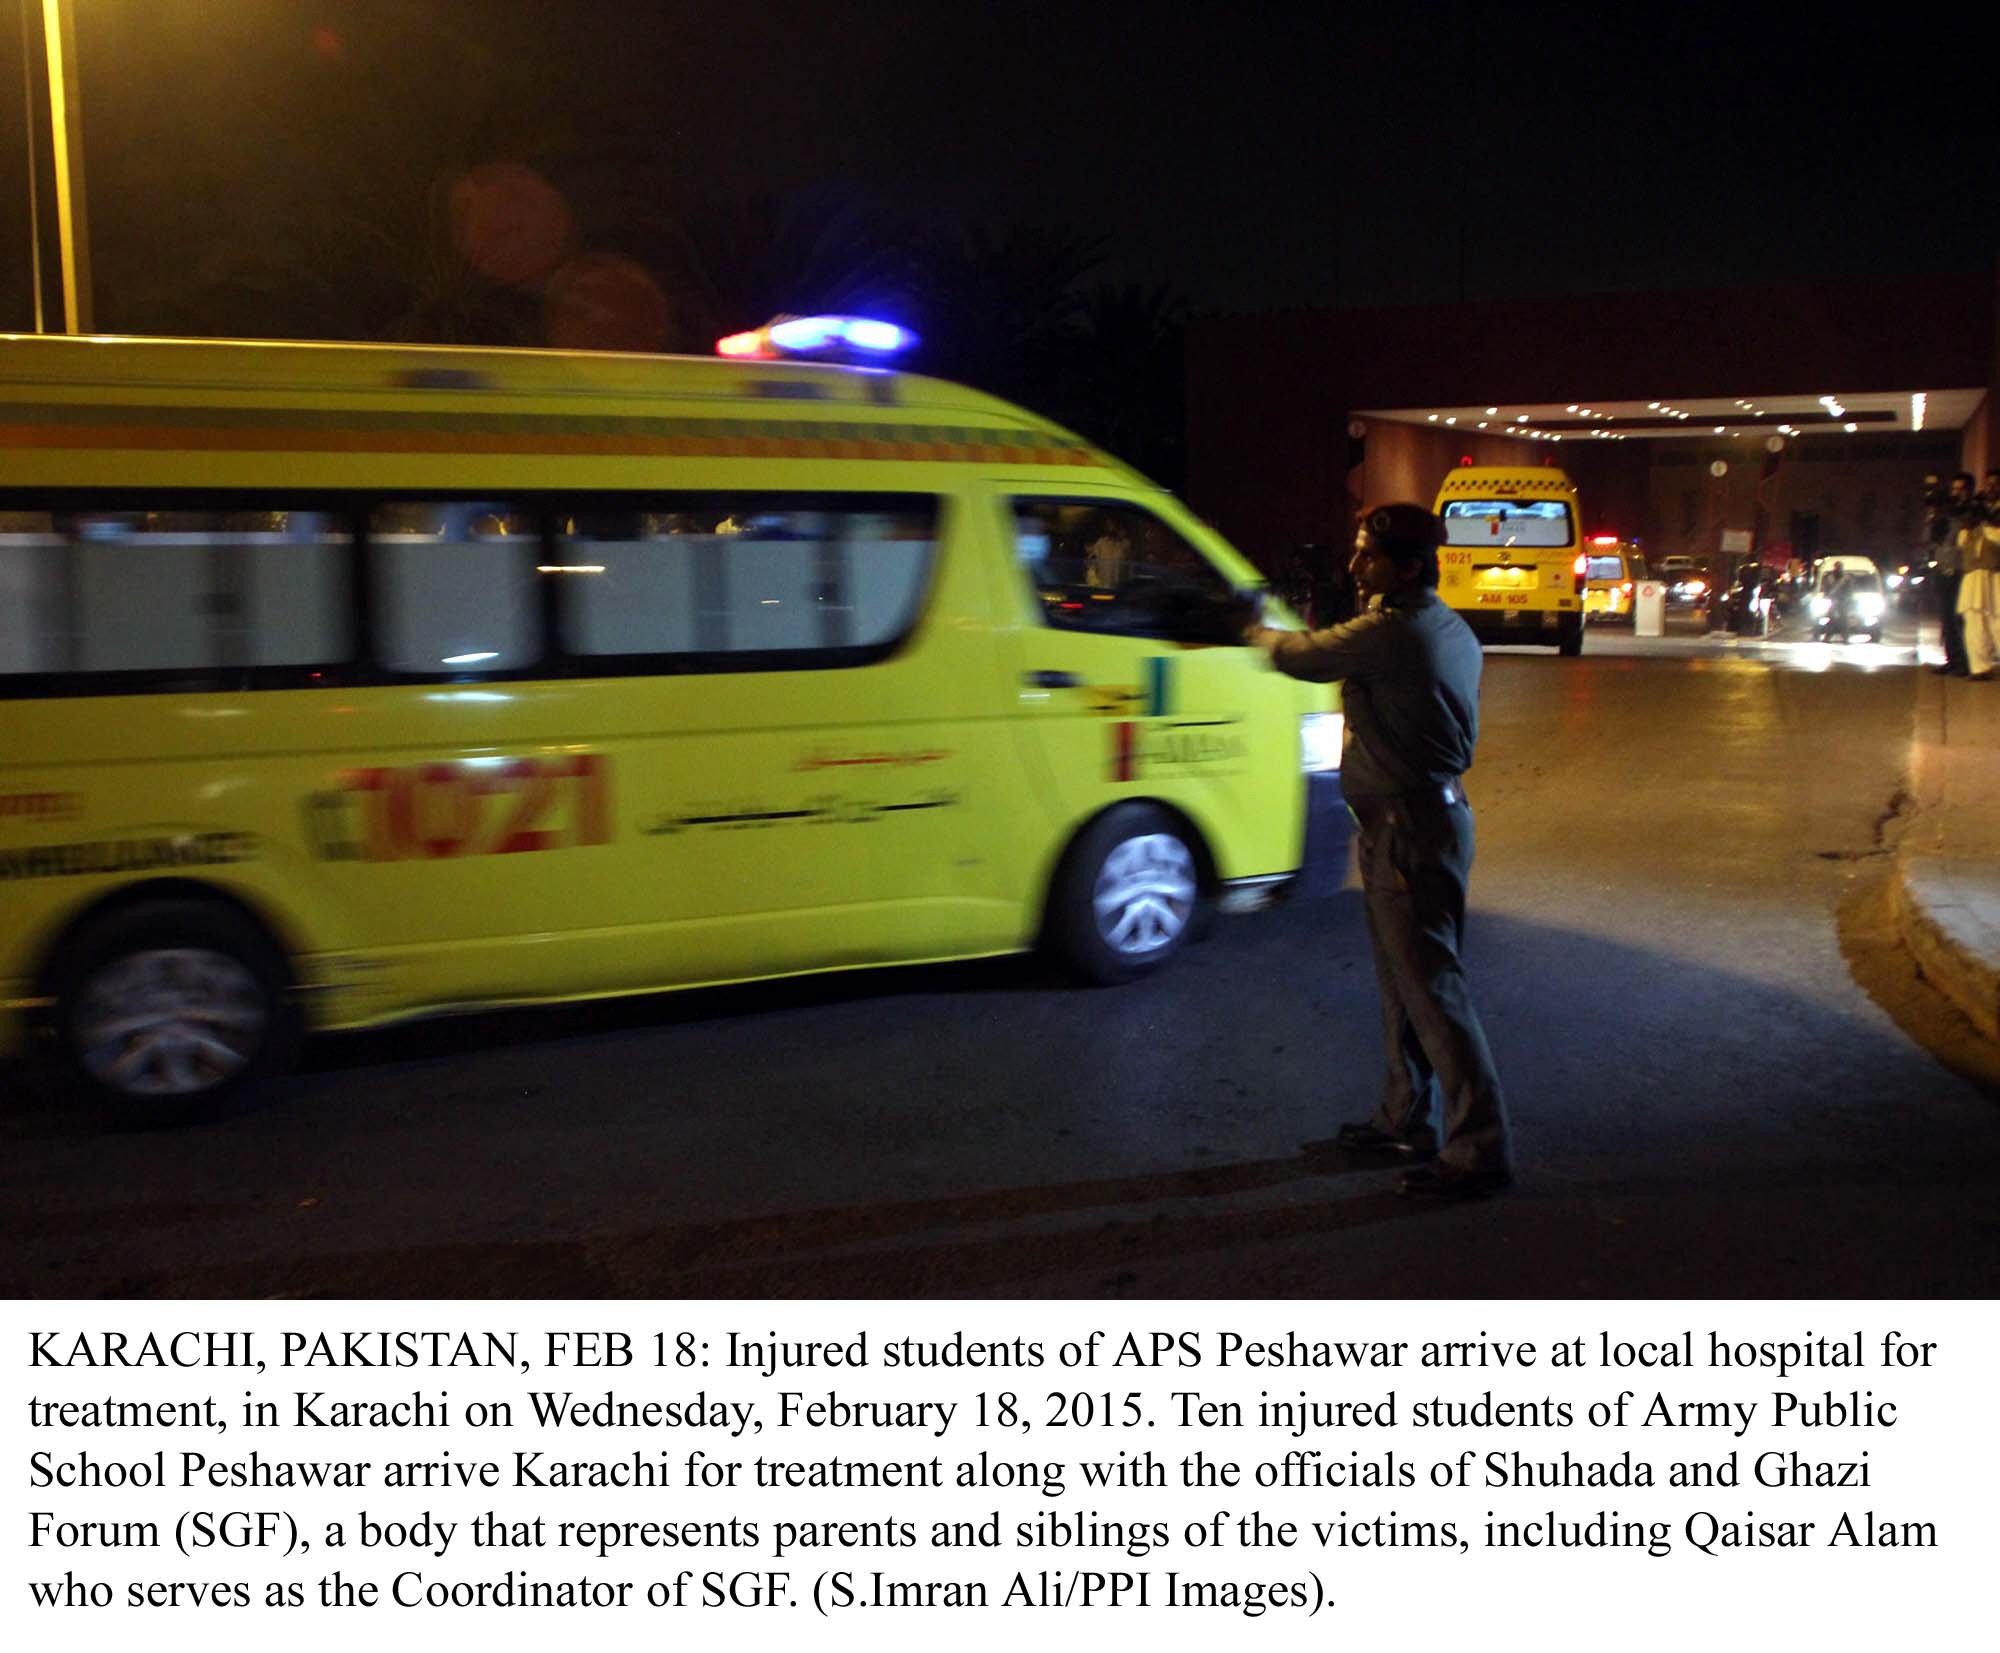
[
  {"x1": 555, "y1": 495, "x2": 937, "y2": 664},
  {"x1": 368, "y1": 502, "x2": 540, "y2": 675},
  {"x1": 1012, "y1": 499, "x2": 1233, "y2": 636},
  {"x1": 0, "y1": 507, "x2": 354, "y2": 687},
  {"x1": 1586, "y1": 556, "x2": 1625, "y2": 581}
]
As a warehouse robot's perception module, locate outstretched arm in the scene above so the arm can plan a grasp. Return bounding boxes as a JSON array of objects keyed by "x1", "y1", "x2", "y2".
[{"x1": 1243, "y1": 608, "x2": 1390, "y2": 684}]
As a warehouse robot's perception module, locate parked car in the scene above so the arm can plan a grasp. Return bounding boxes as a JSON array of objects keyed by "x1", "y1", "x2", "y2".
[
  {"x1": 1658, "y1": 555, "x2": 1712, "y2": 610},
  {"x1": 1883, "y1": 560, "x2": 1927, "y2": 610},
  {"x1": 1719, "y1": 561, "x2": 1784, "y2": 635}
]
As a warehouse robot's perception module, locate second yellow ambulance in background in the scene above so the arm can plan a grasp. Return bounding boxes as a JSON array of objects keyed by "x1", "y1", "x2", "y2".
[{"x1": 1433, "y1": 465, "x2": 1588, "y2": 654}]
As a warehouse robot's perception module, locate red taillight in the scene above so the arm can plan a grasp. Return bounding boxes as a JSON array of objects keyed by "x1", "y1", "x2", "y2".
[
  {"x1": 1572, "y1": 553, "x2": 1588, "y2": 588},
  {"x1": 1621, "y1": 582, "x2": 1633, "y2": 595}
]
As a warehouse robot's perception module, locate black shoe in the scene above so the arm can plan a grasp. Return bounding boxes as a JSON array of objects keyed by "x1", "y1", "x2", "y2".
[
  {"x1": 1299, "y1": 1126, "x2": 1430, "y2": 1166},
  {"x1": 1398, "y1": 1164, "x2": 1513, "y2": 1200},
  {"x1": 1329, "y1": 1121, "x2": 1431, "y2": 1155}
]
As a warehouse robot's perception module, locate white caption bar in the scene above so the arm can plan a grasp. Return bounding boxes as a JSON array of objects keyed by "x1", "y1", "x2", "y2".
[{"x1": 4, "y1": 1300, "x2": 1994, "y2": 1649}]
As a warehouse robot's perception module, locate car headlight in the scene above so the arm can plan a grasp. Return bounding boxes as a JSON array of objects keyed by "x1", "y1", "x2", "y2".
[
  {"x1": 1810, "y1": 596, "x2": 1832, "y2": 618},
  {"x1": 1886, "y1": 573, "x2": 1904, "y2": 589},
  {"x1": 1857, "y1": 594, "x2": 1884, "y2": 621},
  {"x1": 1300, "y1": 712, "x2": 1343, "y2": 774}
]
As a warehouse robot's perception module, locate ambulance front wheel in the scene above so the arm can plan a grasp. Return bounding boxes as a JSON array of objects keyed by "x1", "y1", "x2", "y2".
[
  {"x1": 1049, "y1": 803, "x2": 1201, "y2": 985},
  {"x1": 50, "y1": 896, "x2": 297, "y2": 1126},
  {"x1": 1557, "y1": 612, "x2": 1584, "y2": 656}
]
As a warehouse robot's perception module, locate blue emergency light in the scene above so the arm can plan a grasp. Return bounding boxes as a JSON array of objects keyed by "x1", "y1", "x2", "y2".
[{"x1": 715, "y1": 314, "x2": 917, "y2": 361}]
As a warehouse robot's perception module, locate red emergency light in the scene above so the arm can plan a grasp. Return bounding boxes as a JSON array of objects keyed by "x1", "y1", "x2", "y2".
[{"x1": 1589, "y1": 534, "x2": 1619, "y2": 546}]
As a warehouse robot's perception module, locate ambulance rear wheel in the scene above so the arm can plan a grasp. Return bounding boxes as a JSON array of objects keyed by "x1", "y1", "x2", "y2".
[
  {"x1": 1050, "y1": 804, "x2": 1200, "y2": 985},
  {"x1": 1557, "y1": 613, "x2": 1584, "y2": 656},
  {"x1": 51, "y1": 898, "x2": 296, "y2": 1126}
]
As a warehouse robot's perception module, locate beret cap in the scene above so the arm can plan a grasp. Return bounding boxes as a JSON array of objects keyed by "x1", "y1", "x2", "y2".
[{"x1": 1363, "y1": 502, "x2": 1445, "y2": 556}]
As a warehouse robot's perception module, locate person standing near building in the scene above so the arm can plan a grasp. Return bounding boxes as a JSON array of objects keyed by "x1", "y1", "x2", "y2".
[
  {"x1": 1930, "y1": 472, "x2": 1979, "y2": 675},
  {"x1": 1237, "y1": 503, "x2": 1513, "y2": 1199},
  {"x1": 1961, "y1": 470, "x2": 2000, "y2": 680}
]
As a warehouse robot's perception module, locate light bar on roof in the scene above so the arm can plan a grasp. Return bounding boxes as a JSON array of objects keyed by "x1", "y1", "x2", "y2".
[
  {"x1": 715, "y1": 314, "x2": 918, "y2": 361},
  {"x1": 838, "y1": 318, "x2": 911, "y2": 352}
]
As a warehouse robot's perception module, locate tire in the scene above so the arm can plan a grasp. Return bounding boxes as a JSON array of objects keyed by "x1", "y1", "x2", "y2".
[
  {"x1": 1048, "y1": 803, "x2": 1201, "y2": 985},
  {"x1": 1556, "y1": 612, "x2": 1584, "y2": 657},
  {"x1": 51, "y1": 898, "x2": 296, "y2": 1125}
]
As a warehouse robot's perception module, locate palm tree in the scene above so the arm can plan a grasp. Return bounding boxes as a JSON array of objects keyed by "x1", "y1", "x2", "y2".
[
  {"x1": 115, "y1": 177, "x2": 552, "y2": 347},
  {"x1": 908, "y1": 223, "x2": 1107, "y2": 405},
  {"x1": 105, "y1": 22, "x2": 599, "y2": 346},
  {"x1": 629, "y1": 191, "x2": 922, "y2": 356},
  {"x1": 1068, "y1": 280, "x2": 1188, "y2": 483}
]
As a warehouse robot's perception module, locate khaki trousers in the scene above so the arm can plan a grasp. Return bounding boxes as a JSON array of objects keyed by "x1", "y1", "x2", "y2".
[{"x1": 1352, "y1": 790, "x2": 1512, "y2": 1175}]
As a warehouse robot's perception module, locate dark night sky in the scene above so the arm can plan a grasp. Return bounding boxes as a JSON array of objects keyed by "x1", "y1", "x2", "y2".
[{"x1": 2, "y1": 0, "x2": 1996, "y2": 332}]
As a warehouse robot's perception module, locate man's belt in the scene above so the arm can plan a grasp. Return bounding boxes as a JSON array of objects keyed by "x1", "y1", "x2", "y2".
[{"x1": 1348, "y1": 782, "x2": 1464, "y2": 832}]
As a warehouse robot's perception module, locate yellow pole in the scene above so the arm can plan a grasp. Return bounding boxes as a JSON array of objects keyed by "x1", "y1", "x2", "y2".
[{"x1": 41, "y1": 0, "x2": 92, "y2": 333}]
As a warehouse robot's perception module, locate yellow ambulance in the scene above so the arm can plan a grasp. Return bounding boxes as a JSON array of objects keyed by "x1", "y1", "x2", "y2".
[
  {"x1": 1433, "y1": 465, "x2": 1587, "y2": 654},
  {"x1": 0, "y1": 324, "x2": 1338, "y2": 1118},
  {"x1": 1581, "y1": 535, "x2": 1648, "y2": 622}
]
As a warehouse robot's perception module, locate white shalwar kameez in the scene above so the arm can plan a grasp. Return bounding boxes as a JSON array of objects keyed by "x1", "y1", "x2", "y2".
[{"x1": 1957, "y1": 528, "x2": 1999, "y2": 677}]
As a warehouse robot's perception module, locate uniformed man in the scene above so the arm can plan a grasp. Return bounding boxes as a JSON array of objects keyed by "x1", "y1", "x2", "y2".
[{"x1": 1240, "y1": 502, "x2": 1513, "y2": 1198}]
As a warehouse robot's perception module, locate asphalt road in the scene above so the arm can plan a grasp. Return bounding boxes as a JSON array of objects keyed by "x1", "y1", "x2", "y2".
[{"x1": 5, "y1": 609, "x2": 1997, "y2": 1300}]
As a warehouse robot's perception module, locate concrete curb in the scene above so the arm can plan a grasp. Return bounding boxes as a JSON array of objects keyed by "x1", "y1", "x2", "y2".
[
  {"x1": 1891, "y1": 670, "x2": 2000, "y2": 1042},
  {"x1": 1892, "y1": 857, "x2": 2000, "y2": 1042}
]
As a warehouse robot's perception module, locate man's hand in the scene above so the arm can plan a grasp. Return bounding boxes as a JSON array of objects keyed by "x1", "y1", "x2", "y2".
[{"x1": 1211, "y1": 585, "x2": 1266, "y2": 643}]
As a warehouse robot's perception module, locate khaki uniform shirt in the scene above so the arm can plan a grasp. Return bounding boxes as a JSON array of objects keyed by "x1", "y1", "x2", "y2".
[{"x1": 1247, "y1": 587, "x2": 1482, "y2": 798}]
